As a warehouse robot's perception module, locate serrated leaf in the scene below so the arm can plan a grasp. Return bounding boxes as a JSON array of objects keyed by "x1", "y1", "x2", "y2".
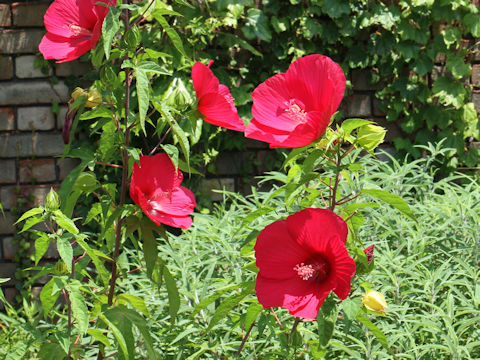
[
  {"x1": 87, "y1": 329, "x2": 111, "y2": 348},
  {"x1": 362, "y1": 188, "x2": 415, "y2": 221},
  {"x1": 118, "y1": 294, "x2": 150, "y2": 317},
  {"x1": 69, "y1": 286, "x2": 89, "y2": 334},
  {"x1": 317, "y1": 295, "x2": 338, "y2": 348},
  {"x1": 53, "y1": 210, "x2": 79, "y2": 234},
  {"x1": 153, "y1": 13, "x2": 188, "y2": 58},
  {"x1": 163, "y1": 266, "x2": 180, "y2": 323},
  {"x1": 40, "y1": 278, "x2": 59, "y2": 318},
  {"x1": 56, "y1": 236, "x2": 73, "y2": 272},
  {"x1": 35, "y1": 234, "x2": 50, "y2": 265},
  {"x1": 341, "y1": 118, "x2": 373, "y2": 137},
  {"x1": 15, "y1": 207, "x2": 44, "y2": 224},
  {"x1": 136, "y1": 61, "x2": 171, "y2": 75},
  {"x1": 20, "y1": 214, "x2": 46, "y2": 233},
  {"x1": 136, "y1": 69, "x2": 149, "y2": 134},
  {"x1": 102, "y1": 6, "x2": 121, "y2": 59}
]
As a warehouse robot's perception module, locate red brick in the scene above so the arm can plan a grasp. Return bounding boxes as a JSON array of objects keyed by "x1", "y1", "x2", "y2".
[
  {"x1": 472, "y1": 64, "x2": 480, "y2": 88},
  {"x1": 0, "y1": 185, "x2": 55, "y2": 210},
  {"x1": 19, "y1": 159, "x2": 56, "y2": 183},
  {"x1": 17, "y1": 106, "x2": 55, "y2": 131},
  {"x1": 12, "y1": 2, "x2": 49, "y2": 27},
  {"x1": 0, "y1": 4, "x2": 11, "y2": 27},
  {"x1": 0, "y1": 133, "x2": 65, "y2": 157},
  {"x1": 373, "y1": 97, "x2": 387, "y2": 117},
  {"x1": 2, "y1": 237, "x2": 18, "y2": 260},
  {"x1": 351, "y1": 69, "x2": 384, "y2": 91},
  {"x1": 202, "y1": 178, "x2": 235, "y2": 201},
  {"x1": 0, "y1": 159, "x2": 16, "y2": 184},
  {"x1": 0, "y1": 29, "x2": 45, "y2": 54},
  {"x1": 0, "y1": 107, "x2": 15, "y2": 131},
  {"x1": 0, "y1": 81, "x2": 69, "y2": 105},
  {"x1": 340, "y1": 94, "x2": 372, "y2": 117},
  {"x1": 4, "y1": 288, "x2": 18, "y2": 304},
  {"x1": 58, "y1": 158, "x2": 80, "y2": 180},
  {"x1": 0, "y1": 56, "x2": 13, "y2": 80},
  {"x1": 0, "y1": 212, "x2": 15, "y2": 235},
  {"x1": 0, "y1": 263, "x2": 17, "y2": 285}
]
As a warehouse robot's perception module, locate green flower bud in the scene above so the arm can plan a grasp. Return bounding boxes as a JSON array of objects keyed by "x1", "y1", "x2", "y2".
[
  {"x1": 356, "y1": 124, "x2": 386, "y2": 153},
  {"x1": 125, "y1": 26, "x2": 141, "y2": 51},
  {"x1": 100, "y1": 64, "x2": 117, "y2": 86},
  {"x1": 163, "y1": 77, "x2": 192, "y2": 110},
  {"x1": 73, "y1": 172, "x2": 98, "y2": 193},
  {"x1": 45, "y1": 187, "x2": 60, "y2": 212},
  {"x1": 54, "y1": 260, "x2": 69, "y2": 275}
]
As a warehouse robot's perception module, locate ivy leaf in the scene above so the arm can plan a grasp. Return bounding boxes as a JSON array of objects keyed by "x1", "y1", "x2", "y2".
[
  {"x1": 432, "y1": 76, "x2": 466, "y2": 109},
  {"x1": 464, "y1": 13, "x2": 480, "y2": 37},
  {"x1": 322, "y1": 0, "x2": 350, "y2": 18},
  {"x1": 244, "y1": 8, "x2": 272, "y2": 42},
  {"x1": 446, "y1": 54, "x2": 471, "y2": 79}
]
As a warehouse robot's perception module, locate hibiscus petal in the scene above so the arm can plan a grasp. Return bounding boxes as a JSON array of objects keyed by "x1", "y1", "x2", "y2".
[
  {"x1": 286, "y1": 208, "x2": 348, "y2": 254},
  {"x1": 131, "y1": 153, "x2": 182, "y2": 196},
  {"x1": 285, "y1": 54, "x2": 346, "y2": 113},
  {"x1": 39, "y1": 32, "x2": 93, "y2": 63},
  {"x1": 254, "y1": 219, "x2": 309, "y2": 280},
  {"x1": 43, "y1": 0, "x2": 97, "y2": 38},
  {"x1": 250, "y1": 73, "x2": 302, "y2": 133},
  {"x1": 255, "y1": 274, "x2": 321, "y2": 319},
  {"x1": 192, "y1": 61, "x2": 220, "y2": 99},
  {"x1": 198, "y1": 93, "x2": 245, "y2": 131},
  {"x1": 148, "y1": 212, "x2": 193, "y2": 229},
  {"x1": 329, "y1": 240, "x2": 356, "y2": 299},
  {"x1": 149, "y1": 187, "x2": 196, "y2": 216}
]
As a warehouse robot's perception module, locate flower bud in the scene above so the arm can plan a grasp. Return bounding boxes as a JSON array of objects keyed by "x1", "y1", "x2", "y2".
[
  {"x1": 125, "y1": 26, "x2": 141, "y2": 51},
  {"x1": 363, "y1": 244, "x2": 374, "y2": 264},
  {"x1": 45, "y1": 187, "x2": 60, "y2": 212},
  {"x1": 71, "y1": 87, "x2": 87, "y2": 101},
  {"x1": 356, "y1": 124, "x2": 386, "y2": 153},
  {"x1": 164, "y1": 77, "x2": 192, "y2": 110},
  {"x1": 86, "y1": 89, "x2": 101, "y2": 108},
  {"x1": 362, "y1": 290, "x2": 388, "y2": 314}
]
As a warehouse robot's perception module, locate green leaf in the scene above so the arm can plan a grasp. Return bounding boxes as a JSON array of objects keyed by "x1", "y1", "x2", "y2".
[
  {"x1": 153, "y1": 13, "x2": 188, "y2": 58},
  {"x1": 87, "y1": 329, "x2": 111, "y2": 348},
  {"x1": 38, "y1": 342, "x2": 66, "y2": 360},
  {"x1": 141, "y1": 224, "x2": 158, "y2": 279},
  {"x1": 5, "y1": 341, "x2": 30, "y2": 360},
  {"x1": 135, "y1": 69, "x2": 149, "y2": 134},
  {"x1": 40, "y1": 278, "x2": 59, "y2": 318},
  {"x1": 163, "y1": 266, "x2": 180, "y2": 323},
  {"x1": 464, "y1": 13, "x2": 480, "y2": 37},
  {"x1": 69, "y1": 285, "x2": 89, "y2": 334},
  {"x1": 35, "y1": 234, "x2": 50, "y2": 265},
  {"x1": 362, "y1": 189, "x2": 415, "y2": 221},
  {"x1": 160, "y1": 144, "x2": 179, "y2": 171},
  {"x1": 56, "y1": 236, "x2": 73, "y2": 272},
  {"x1": 356, "y1": 310, "x2": 395, "y2": 355},
  {"x1": 322, "y1": 0, "x2": 350, "y2": 18},
  {"x1": 15, "y1": 207, "x2": 44, "y2": 224},
  {"x1": 136, "y1": 61, "x2": 171, "y2": 75},
  {"x1": 102, "y1": 6, "x2": 121, "y2": 59},
  {"x1": 244, "y1": 8, "x2": 272, "y2": 42},
  {"x1": 75, "y1": 236, "x2": 109, "y2": 287},
  {"x1": 207, "y1": 282, "x2": 255, "y2": 332},
  {"x1": 118, "y1": 294, "x2": 150, "y2": 317},
  {"x1": 20, "y1": 214, "x2": 46, "y2": 233},
  {"x1": 53, "y1": 210, "x2": 79, "y2": 234},
  {"x1": 341, "y1": 118, "x2": 373, "y2": 137},
  {"x1": 316, "y1": 295, "x2": 338, "y2": 349},
  {"x1": 244, "y1": 303, "x2": 263, "y2": 332},
  {"x1": 100, "y1": 313, "x2": 131, "y2": 360}
]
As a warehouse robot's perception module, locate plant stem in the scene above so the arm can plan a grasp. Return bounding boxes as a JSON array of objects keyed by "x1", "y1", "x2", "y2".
[
  {"x1": 66, "y1": 257, "x2": 76, "y2": 360},
  {"x1": 287, "y1": 317, "x2": 301, "y2": 348},
  {"x1": 235, "y1": 322, "x2": 256, "y2": 356},
  {"x1": 329, "y1": 143, "x2": 342, "y2": 211}
]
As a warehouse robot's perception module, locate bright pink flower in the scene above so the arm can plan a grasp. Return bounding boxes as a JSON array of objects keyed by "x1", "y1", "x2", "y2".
[
  {"x1": 130, "y1": 154, "x2": 196, "y2": 229},
  {"x1": 245, "y1": 54, "x2": 346, "y2": 148},
  {"x1": 192, "y1": 61, "x2": 245, "y2": 132},
  {"x1": 254, "y1": 208, "x2": 356, "y2": 319},
  {"x1": 39, "y1": 0, "x2": 114, "y2": 63}
]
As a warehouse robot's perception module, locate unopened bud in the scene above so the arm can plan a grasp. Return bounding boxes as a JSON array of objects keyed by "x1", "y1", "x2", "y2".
[
  {"x1": 71, "y1": 87, "x2": 87, "y2": 101},
  {"x1": 362, "y1": 290, "x2": 388, "y2": 314},
  {"x1": 356, "y1": 124, "x2": 386, "y2": 153},
  {"x1": 125, "y1": 26, "x2": 141, "y2": 51},
  {"x1": 45, "y1": 188, "x2": 60, "y2": 212},
  {"x1": 363, "y1": 244, "x2": 374, "y2": 264},
  {"x1": 86, "y1": 89, "x2": 102, "y2": 108},
  {"x1": 164, "y1": 77, "x2": 192, "y2": 110}
]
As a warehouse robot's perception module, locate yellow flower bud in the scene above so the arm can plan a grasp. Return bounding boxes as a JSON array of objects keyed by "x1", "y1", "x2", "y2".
[
  {"x1": 86, "y1": 89, "x2": 102, "y2": 108},
  {"x1": 71, "y1": 87, "x2": 86, "y2": 101},
  {"x1": 362, "y1": 290, "x2": 388, "y2": 314}
]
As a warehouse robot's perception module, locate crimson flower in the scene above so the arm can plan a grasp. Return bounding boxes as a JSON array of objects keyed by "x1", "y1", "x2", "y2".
[
  {"x1": 254, "y1": 208, "x2": 356, "y2": 319},
  {"x1": 364, "y1": 244, "x2": 374, "y2": 264},
  {"x1": 39, "y1": 0, "x2": 114, "y2": 63},
  {"x1": 245, "y1": 54, "x2": 346, "y2": 148},
  {"x1": 130, "y1": 154, "x2": 196, "y2": 229},
  {"x1": 191, "y1": 61, "x2": 245, "y2": 132}
]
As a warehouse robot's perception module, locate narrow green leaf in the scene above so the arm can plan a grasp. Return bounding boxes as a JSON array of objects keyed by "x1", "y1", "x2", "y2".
[
  {"x1": 56, "y1": 236, "x2": 73, "y2": 272},
  {"x1": 356, "y1": 311, "x2": 395, "y2": 355},
  {"x1": 362, "y1": 188, "x2": 415, "y2": 221},
  {"x1": 40, "y1": 278, "x2": 59, "y2": 318},
  {"x1": 136, "y1": 61, "x2": 171, "y2": 75},
  {"x1": 118, "y1": 294, "x2": 150, "y2": 317},
  {"x1": 153, "y1": 13, "x2": 188, "y2": 58},
  {"x1": 35, "y1": 234, "x2": 50, "y2": 265},
  {"x1": 102, "y1": 6, "x2": 121, "y2": 59},
  {"x1": 135, "y1": 69, "x2": 149, "y2": 134},
  {"x1": 207, "y1": 282, "x2": 255, "y2": 332},
  {"x1": 38, "y1": 342, "x2": 66, "y2": 360},
  {"x1": 15, "y1": 207, "x2": 44, "y2": 224},
  {"x1": 141, "y1": 224, "x2": 158, "y2": 279},
  {"x1": 75, "y1": 236, "x2": 109, "y2": 287},
  {"x1": 244, "y1": 303, "x2": 263, "y2": 332},
  {"x1": 87, "y1": 329, "x2": 111, "y2": 348},
  {"x1": 99, "y1": 313, "x2": 130, "y2": 360},
  {"x1": 53, "y1": 210, "x2": 79, "y2": 234},
  {"x1": 5, "y1": 341, "x2": 29, "y2": 360},
  {"x1": 20, "y1": 214, "x2": 46, "y2": 233},
  {"x1": 163, "y1": 266, "x2": 180, "y2": 323},
  {"x1": 69, "y1": 286, "x2": 89, "y2": 334}
]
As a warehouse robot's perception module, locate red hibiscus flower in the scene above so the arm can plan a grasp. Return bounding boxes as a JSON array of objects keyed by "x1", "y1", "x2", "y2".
[
  {"x1": 254, "y1": 208, "x2": 356, "y2": 319},
  {"x1": 245, "y1": 54, "x2": 346, "y2": 148},
  {"x1": 192, "y1": 61, "x2": 245, "y2": 132},
  {"x1": 130, "y1": 153, "x2": 196, "y2": 229},
  {"x1": 39, "y1": 0, "x2": 114, "y2": 63}
]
